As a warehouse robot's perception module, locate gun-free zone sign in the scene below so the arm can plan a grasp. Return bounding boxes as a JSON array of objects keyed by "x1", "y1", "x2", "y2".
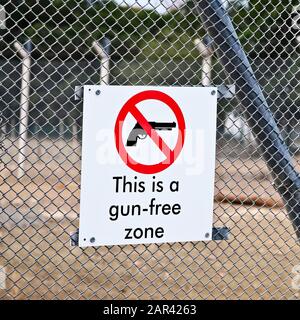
[{"x1": 79, "y1": 86, "x2": 217, "y2": 247}]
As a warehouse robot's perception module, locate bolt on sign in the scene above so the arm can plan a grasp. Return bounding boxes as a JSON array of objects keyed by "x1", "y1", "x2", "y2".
[{"x1": 79, "y1": 86, "x2": 217, "y2": 247}]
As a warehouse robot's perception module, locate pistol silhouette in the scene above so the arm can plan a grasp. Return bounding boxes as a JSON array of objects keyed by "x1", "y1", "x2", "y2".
[{"x1": 126, "y1": 121, "x2": 176, "y2": 147}]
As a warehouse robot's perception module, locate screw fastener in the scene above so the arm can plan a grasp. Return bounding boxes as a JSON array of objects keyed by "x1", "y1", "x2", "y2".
[{"x1": 90, "y1": 237, "x2": 96, "y2": 243}]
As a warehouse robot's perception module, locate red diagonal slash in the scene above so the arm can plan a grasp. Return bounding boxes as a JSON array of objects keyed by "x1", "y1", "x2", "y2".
[
  {"x1": 115, "y1": 89, "x2": 185, "y2": 174},
  {"x1": 129, "y1": 105, "x2": 174, "y2": 160}
]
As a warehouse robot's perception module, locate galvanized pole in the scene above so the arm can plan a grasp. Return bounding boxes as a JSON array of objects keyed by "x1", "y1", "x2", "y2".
[
  {"x1": 14, "y1": 41, "x2": 32, "y2": 179},
  {"x1": 92, "y1": 39, "x2": 110, "y2": 85},
  {"x1": 196, "y1": 0, "x2": 300, "y2": 239},
  {"x1": 194, "y1": 36, "x2": 214, "y2": 86}
]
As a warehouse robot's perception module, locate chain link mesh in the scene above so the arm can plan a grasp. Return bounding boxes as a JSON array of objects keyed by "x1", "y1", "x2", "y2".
[{"x1": 0, "y1": 0, "x2": 299, "y2": 299}]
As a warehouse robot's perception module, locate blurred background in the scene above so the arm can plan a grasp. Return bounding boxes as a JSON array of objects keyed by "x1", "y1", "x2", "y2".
[{"x1": 0, "y1": 0, "x2": 299, "y2": 151}]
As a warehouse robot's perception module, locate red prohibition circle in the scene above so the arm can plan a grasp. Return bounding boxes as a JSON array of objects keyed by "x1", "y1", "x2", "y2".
[{"x1": 114, "y1": 90, "x2": 186, "y2": 174}]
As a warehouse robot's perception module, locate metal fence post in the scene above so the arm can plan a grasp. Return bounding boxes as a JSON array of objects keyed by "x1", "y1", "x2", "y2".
[
  {"x1": 196, "y1": 0, "x2": 300, "y2": 240},
  {"x1": 14, "y1": 40, "x2": 32, "y2": 179},
  {"x1": 92, "y1": 39, "x2": 110, "y2": 85},
  {"x1": 194, "y1": 36, "x2": 213, "y2": 86}
]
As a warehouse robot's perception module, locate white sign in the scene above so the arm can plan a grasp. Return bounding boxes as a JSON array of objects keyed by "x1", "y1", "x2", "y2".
[{"x1": 79, "y1": 85, "x2": 217, "y2": 247}]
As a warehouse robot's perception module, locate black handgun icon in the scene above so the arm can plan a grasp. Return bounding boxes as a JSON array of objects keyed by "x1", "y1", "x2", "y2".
[{"x1": 126, "y1": 121, "x2": 176, "y2": 147}]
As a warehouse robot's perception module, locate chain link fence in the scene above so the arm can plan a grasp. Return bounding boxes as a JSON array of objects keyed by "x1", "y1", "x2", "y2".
[{"x1": 0, "y1": 0, "x2": 299, "y2": 299}]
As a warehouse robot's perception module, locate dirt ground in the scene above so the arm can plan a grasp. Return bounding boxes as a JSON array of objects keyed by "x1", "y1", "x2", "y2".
[{"x1": 0, "y1": 137, "x2": 300, "y2": 300}]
